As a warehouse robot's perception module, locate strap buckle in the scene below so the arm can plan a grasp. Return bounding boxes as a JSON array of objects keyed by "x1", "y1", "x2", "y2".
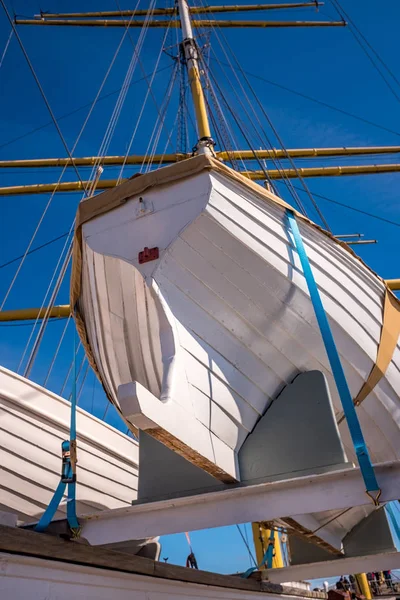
[{"x1": 61, "y1": 439, "x2": 77, "y2": 483}]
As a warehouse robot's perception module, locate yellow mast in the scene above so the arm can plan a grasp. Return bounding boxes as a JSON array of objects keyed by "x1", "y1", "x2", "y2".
[
  {"x1": 177, "y1": 0, "x2": 213, "y2": 150},
  {"x1": 0, "y1": 305, "x2": 70, "y2": 321},
  {"x1": 252, "y1": 523, "x2": 284, "y2": 569},
  {"x1": 35, "y1": 4, "x2": 326, "y2": 18},
  {"x1": 2, "y1": 146, "x2": 400, "y2": 168},
  {"x1": 355, "y1": 574, "x2": 372, "y2": 600},
  {"x1": 15, "y1": 18, "x2": 346, "y2": 28},
  {"x1": 3, "y1": 163, "x2": 400, "y2": 195}
]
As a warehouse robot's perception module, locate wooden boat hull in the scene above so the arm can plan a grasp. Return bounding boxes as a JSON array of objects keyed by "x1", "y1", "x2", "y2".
[
  {"x1": 73, "y1": 155, "x2": 400, "y2": 484},
  {"x1": 0, "y1": 366, "x2": 138, "y2": 522}
]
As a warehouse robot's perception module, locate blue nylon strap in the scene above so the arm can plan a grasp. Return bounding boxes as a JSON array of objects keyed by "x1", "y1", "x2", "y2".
[
  {"x1": 241, "y1": 531, "x2": 275, "y2": 578},
  {"x1": 386, "y1": 503, "x2": 400, "y2": 542},
  {"x1": 35, "y1": 332, "x2": 80, "y2": 533},
  {"x1": 286, "y1": 210, "x2": 380, "y2": 499},
  {"x1": 35, "y1": 480, "x2": 67, "y2": 532},
  {"x1": 66, "y1": 328, "x2": 80, "y2": 530}
]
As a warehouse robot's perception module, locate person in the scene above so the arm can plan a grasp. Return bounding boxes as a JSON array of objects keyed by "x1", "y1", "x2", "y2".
[
  {"x1": 323, "y1": 581, "x2": 329, "y2": 593},
  {"x1": 343, "y1": 577, "x2": 350, "y2": 591},
  {"x1": 368, "y1": 573, "x2": 377, "y2": 595},
  {"x1": 349, "y1": 574, "x2": 356, "y2": 592},
  {"x1": 383, "y1": 571, "x2": 393, "y2": 591},
  {"x1": 186, "y1": 551, "x2": 198, "y2": 569},
  {"x1": 337, "y1": 577, "x2": 345, "y2": 591}
]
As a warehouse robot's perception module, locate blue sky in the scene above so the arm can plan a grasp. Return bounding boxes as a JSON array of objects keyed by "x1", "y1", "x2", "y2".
[{"x1": 1, "y1": 0, "x2": 400, "y2": 576}]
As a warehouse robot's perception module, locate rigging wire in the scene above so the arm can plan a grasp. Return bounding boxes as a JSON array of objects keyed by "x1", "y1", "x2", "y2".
[
  {"x1": 8, "y1": 5, "x2": 151, "y2": 377},
  {"x1": 0, "y1": 65, "x2": 174, "y2": 152},
  {"x1": 201, "y1": 58, "x2": 244, "y2": 172},
  {"x1": 207, "y1": 21, "x2": 332, "y2": 230},
  {"x1": 141, "y1": 61, "x2": 180, "y2": 172},
  {"x1": 0, "y1": 26, "x2": 13, "y2": 69},
  {"x1": 76, "y1": 362, "x2": 91, "y2": 405},
  {"x1": 330, "y1": 0, "x2": 400, "y2": 105},
  {"x1": 116, "y1": 15, "x2": 175, "y2": 182},
  {"x1": 191, "y1": 4, "x2": 313, "y2": 220},
  {"x1": 0, "y1": 232, "x2": 69, "y2": 270},
  {"x1": 146, "y1": 65, "x2": 180, "y2": 171},
  {"x1": 21, "y1": 241, "x2": 73, "y2": 377},
  {"x1": 157, "y1": 95, "x2": 185, "y2": 168},
  {"x1": 204, "y1": 44, "x2": 309, "y2": 214},
  {"x1": 0, "y1": 10, "x2": 139, "y2": 312},
  {"x1": 0, "y1": 0, "x2": 86, "y2": 187},
  {"x1": 85, "y1": 0, "x2": 155, "y2": 184},
  {"x1": 177, "y1": 43, "x2": 190, "y2": 155},
  {"x1": 274, "y1": 180, "x2": 400, "y2": 228},
  {"x1": 60, "y1": 340, "x2": 82, "y2": 397},
  {"x1": 242, "y1": 523, "x2": 253, "y2": 568},
  {"x1": 43, "y1": 314, "x2": 72, "y2": 386},
  {"x1": 115, "y1": 0, "x2": 177, "y2": 173},
  {"x1": 242, "y1": 67, "x2": 400, "y2": 139},
  {"x1": 236, "y1": 524, "x2": 257, "y2": 568},
  {"x1": 69, "y1": 353, "x2": 87, "y2": 401}
]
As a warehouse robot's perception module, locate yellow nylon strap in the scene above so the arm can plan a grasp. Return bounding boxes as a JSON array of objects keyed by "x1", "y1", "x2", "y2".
[{"x1": 354, "y1": 290, "x2": 400, "y2": 406}]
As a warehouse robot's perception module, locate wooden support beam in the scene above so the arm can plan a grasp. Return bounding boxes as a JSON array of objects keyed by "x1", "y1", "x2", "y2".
[
  {"x1": 15, "y1": 18, "x2": 346, "y2": 28},
  {"x1": 262, "y1": 551, "x2": 400, "y2": 583},
  {"x1": 2, "y1": 147, "x2": 400, "y2": 169},
  {"x1": 0, "y1": 525, "x2": 326, "y2": 599},
  {"x1": 36, "y1": 4, "x2": 324, "y2": 18},
  {"x1": 78, "y1": 461, "x2": 400, "y2": 546}
]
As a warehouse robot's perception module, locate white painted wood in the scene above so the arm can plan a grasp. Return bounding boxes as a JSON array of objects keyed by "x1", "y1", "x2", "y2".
[
  {"x1": 0, "y1": 366, "x2": 138, "y2": 522},
  {"x1": 80, "y1": 461, "x2": 400, "y2": 545},
  {"x1": 0, "y1": 553, "x2": 304, "y2": 600},
  {"x1": 0, "y1": 511, "x2": 17, "y2": 527},
  {"x1": 79, "y1": 161, "x2": 400, "y2": 540},
  {"x1": 264, "y1": 552, "x2": 400, "y2": 583}
]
